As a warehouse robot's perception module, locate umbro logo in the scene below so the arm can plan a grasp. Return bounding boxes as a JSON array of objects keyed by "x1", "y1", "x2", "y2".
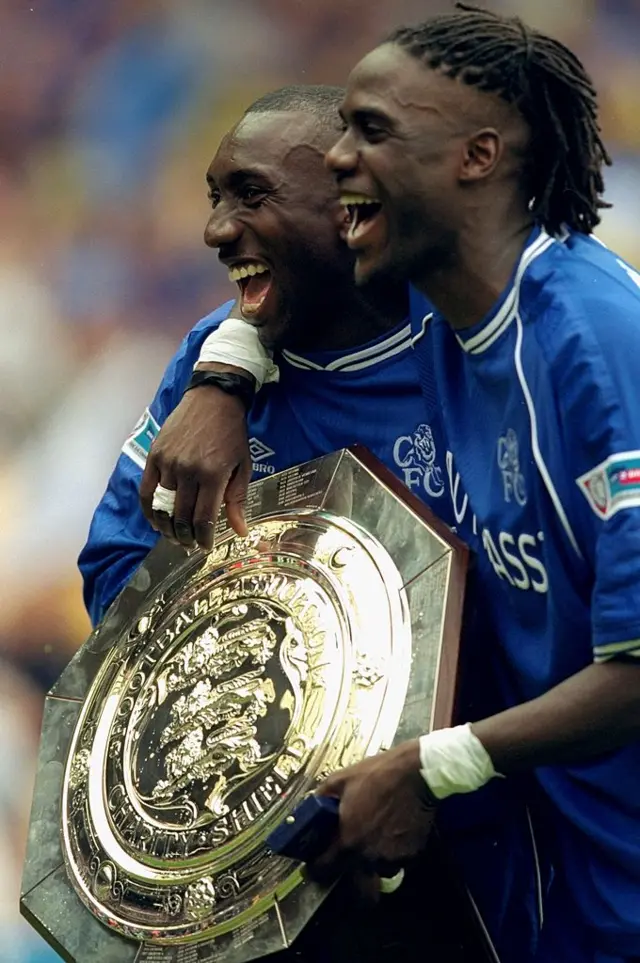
[
  {"x1": 248, "y1": 437, "x2": 276, "y2": 475},
  {"x1": 248, "y1": 437, "x2": 275, "y2": 462}
]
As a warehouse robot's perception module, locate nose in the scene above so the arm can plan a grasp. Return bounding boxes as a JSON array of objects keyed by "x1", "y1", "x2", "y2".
[
  {"x1": 204, "y1": 208, "x2": 243, "y2": 249},
  {"x1": 325, "y1": 129, "x2": 358, "y2": 177}
]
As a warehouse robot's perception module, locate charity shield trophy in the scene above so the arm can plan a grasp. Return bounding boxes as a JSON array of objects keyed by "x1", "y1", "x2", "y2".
[{"x1": 20, "y1": 447, "x2": 479, "y2": 963}]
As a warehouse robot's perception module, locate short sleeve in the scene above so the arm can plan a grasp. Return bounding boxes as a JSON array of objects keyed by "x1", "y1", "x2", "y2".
[
  {"x1": 79, "y1": 301, "x2": 234, "y2": 623},
  {"x1": 551, "y1": 291, "x2": 640, "y2": 661}
]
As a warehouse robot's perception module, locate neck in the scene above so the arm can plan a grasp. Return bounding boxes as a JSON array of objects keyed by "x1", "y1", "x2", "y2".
[
  {"x1": 415, "y1": 202, "x2": 535, "y2": 331},
  {"x1": 285, "y1": 278, "x2": 408, "y2": 353}
]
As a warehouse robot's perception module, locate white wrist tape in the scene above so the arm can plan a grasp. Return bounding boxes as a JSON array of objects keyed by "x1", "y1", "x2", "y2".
[
  {"x1": 419, "y1": 723, "x2": 502, "y2": 800},
  {"x1": 196, "y1": 317, "x2": 279, "y2": 389},
  {"x1": 379, "y1": 869, "x2": 405, "y2": 894}
]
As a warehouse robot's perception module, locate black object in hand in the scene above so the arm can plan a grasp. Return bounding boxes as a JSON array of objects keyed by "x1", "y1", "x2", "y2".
[{"x1": 267, "y1": 795, "x2": 340, "y2": 863}]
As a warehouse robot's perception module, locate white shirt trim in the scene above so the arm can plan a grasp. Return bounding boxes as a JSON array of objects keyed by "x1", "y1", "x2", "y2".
[
  {"x1": 281, "y1": 323, "x2": 412, "y2": 372},
  {"x1": 593, "y1": 638, "x2": 640, "y2": 660},
  {"x1": 525, "y1": 806, "x2": 544, "y2": 930},
  {"x1": 464, "y1": 889, "x2": 502, "y2": 963},
  {"x1": 461, "y1": 231, "x2": 556, "y2": 355},
  {"x1": 410, "y1": 312, "x2": 434, "y2": 346},
  {"x1": 514, "y1": 311, "x2": 583, "y2": 560}
]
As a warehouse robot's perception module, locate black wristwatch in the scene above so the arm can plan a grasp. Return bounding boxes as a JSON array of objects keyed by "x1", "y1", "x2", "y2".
[{"x1": 184, "y1": 370, "x2": 256, "y2": 411}]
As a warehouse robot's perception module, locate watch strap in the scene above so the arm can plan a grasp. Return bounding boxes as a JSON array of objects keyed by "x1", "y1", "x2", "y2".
[{"x1": 185, "y1": 370, "x2": 255, "y2": 411}]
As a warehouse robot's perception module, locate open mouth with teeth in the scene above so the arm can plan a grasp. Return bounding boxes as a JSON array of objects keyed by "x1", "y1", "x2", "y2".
[
  {"x1": 227, "y1": 261, "x2": 274, "y2": 318},
  {"x1": 341, "y1": 192, "x2": 384, "y2": 245}
]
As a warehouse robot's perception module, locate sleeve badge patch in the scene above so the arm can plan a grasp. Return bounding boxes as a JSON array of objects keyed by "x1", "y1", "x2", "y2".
[
  {"x1": 122, "y1": 408, "x2": 161, "y2": 470},
  {"x1": 577, "y1": 451, "x2": 640, "y2": 519}
]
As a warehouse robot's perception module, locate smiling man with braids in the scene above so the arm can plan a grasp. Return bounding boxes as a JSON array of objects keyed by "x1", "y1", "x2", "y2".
[{"x1": 314, "y1": 6, "x2": 640, "y2": 962}]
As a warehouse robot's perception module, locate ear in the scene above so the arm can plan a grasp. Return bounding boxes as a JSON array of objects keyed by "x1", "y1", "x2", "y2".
[{"x1": 458, "y1": 128, "x2": 503, "y2": 183}]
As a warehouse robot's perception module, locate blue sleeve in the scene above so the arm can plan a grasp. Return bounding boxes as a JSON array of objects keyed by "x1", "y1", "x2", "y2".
[
  {"x1": 551, "y1": 282, "x2": 640, "y2": 661},
  {"x1": 78, "y1": 302, "x2": 234, "y2": 626},
  {"x1": 79, "y1": 454, "x2": 160, "y2": 626}
]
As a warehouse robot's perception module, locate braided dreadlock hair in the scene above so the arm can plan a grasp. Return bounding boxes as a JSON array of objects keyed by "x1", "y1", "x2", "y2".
[{"x1": 388, "y1": 3, "x2": 611, "y2": 235}]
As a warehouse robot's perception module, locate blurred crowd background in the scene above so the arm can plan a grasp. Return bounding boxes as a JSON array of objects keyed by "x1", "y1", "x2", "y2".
[{"x1": 2, "y1": 1, "x2": 640, "y2": 959}]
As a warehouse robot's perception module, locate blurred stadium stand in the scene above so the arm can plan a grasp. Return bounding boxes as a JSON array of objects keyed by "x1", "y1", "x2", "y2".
[{"x1": 2, "y1": 2, "x2": 639, "y2": 958}]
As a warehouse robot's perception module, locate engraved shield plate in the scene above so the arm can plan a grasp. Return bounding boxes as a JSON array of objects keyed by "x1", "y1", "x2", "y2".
[{"x1": 21, "y1": 447, "x2": 468, "y2": 963}]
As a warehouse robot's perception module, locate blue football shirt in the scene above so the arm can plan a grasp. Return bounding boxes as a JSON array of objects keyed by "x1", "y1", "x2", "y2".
[
  {"x1": 410, "y1": 225, "x2": 640, "y2": 957},
  {"x1": 79, "y1": 302, "x2": 453, "y2": 624},
  {"x1": 79, "y1": 294, "x2": 546, "y2": 959}
]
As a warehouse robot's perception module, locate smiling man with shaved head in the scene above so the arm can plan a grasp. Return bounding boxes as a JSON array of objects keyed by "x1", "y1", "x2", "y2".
[{"x1": 81, "y1": 85, "x2": 414, "y2": 610}]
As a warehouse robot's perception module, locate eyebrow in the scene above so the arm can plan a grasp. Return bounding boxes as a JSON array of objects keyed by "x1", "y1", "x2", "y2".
[
  {"x1": 340, "y1": 104, "x2": 396, "y2": 132},
  {"x1": 206, "y1": 167, "x2": 272, "y2": 189},
  {"x1": 352, "y1": 107, "x2": 393, "y2": 126}
]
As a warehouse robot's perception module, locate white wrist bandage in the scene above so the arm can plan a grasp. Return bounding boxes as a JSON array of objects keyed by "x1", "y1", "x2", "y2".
[
  {"x1": 196, "y1": 317, "x2": 280, "y2": 389},
  {"x1": 419, "y1": 724, "x2": 502, "y2": 800},
  {"x1": 379, "y1": 869, "x2": 405, "y2": 895}
]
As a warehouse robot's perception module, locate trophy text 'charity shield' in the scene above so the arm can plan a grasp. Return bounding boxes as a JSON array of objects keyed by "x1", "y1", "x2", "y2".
[{"x1": 21, "y1": 448, "x2": 468, "y2": 963}]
